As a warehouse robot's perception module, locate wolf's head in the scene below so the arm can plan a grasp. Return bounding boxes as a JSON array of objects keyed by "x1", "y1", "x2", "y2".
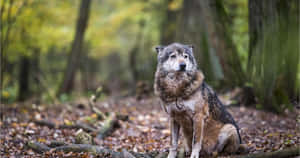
[
  {"x1": 155, "y1": 43, "x2": 197, "y2": 73},
  {"x1": 154, "y1": 43, "x2": 204, "y2": 102}
]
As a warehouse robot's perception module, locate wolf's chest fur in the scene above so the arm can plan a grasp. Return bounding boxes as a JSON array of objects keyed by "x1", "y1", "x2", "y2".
[
  {"x1": 166, "y1": 92, "x2": 202, "y2": 113},
  {"x1": 166, "y1": 92, "x2": 207, "y2": 125}
]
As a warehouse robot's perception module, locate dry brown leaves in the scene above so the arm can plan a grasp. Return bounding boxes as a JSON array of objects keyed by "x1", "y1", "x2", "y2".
[{"x1": 0, "y1": 97, "x2": 299, "y2": 157}]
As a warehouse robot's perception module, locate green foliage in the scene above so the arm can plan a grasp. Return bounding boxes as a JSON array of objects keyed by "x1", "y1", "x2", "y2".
[
  {"x1": 2, "y1": 0, "x2": 76, "y2": 60},
  {"x1": 2, "y1": 0, "x2": 298, "y2": 114},
  {"x1": 2, "y1": 0, "x2": 164, "y2": 103},
  {"x1": 58, "y1": 93, "x2": 72, "y2": 103},
  {"x1": 1, "y1": 84, "x2": 18, "y2": 103}
]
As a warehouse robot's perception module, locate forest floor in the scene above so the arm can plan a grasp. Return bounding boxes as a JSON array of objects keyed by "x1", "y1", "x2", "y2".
[{"x1": 1, "y1": 95, "x2": 299, "y2": 157}]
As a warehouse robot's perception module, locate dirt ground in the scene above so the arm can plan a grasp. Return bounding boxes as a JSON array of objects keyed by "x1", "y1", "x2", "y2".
[{"x1": 1, "y1": 96, "x2": 299, "y2": 157}]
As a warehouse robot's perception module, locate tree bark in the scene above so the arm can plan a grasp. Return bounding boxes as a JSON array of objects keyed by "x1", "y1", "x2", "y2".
[
  {"x1": 247, "y1": 0, "x2": 299, "y2": 108},
  {"x1": 176, "y1": 0, "x2": 220, "y2": 82},
  {"x1": 177, "y1": 0, "x2": 245, "y2": 86},
  {"x1": 197, "y1": 0, "x2": 245, "y2": 86},
  {"x1": 247, "y1": 0, "x2": 299, "y2": 68},
  {"x1": 58, "y1": 0, "x2": 92, "y2": 95}
]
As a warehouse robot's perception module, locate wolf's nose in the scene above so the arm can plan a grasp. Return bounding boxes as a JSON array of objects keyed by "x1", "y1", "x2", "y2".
[{"x1": 179, "y1": 63, "x2": 186, "y2": 71}]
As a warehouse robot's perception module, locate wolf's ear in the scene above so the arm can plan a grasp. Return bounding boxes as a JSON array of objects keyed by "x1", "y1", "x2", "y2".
[
  {"x1": 188, "y1": 45, "x2": 194, "y2": 51},
  {"x1": 155, "y1": 45, "x2": 164, "y2": 54}
]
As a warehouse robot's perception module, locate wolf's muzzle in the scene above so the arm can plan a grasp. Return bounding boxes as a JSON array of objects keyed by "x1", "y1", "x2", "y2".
[{"x1": 179, "y1": 62, "x2": 186, "y2": 71}]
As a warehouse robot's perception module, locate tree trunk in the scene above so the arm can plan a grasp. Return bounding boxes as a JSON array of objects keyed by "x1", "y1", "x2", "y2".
[
  {"x1": 197, "y1": 0, "x2": 245, "y2": 86},
  {"x1": 58, "y1": 0, "x2": 92, "y2": 95},
  {"x1": 176, "y1": 0, "x2": 221, "y2": 82},
  {"x1": 18, "y1": 56, "x2": 31, "y2": 101},
  {"x1": 248, "y1": 0, "x2": 299, "y2": 110},
  {"x1": 31, "y1": 49, "x2": 42, "y2": 101},
  {"x1": 129, "y1": 45, "x2": 139, "y2": 94},
  {"x1": 247, "y1": 0, "x2": 279, "y2": 67},
  {"x1": 177, "y1": 0, "x2": 245, "y2": 86}
]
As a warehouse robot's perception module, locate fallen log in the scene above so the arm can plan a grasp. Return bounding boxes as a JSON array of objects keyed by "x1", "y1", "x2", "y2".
[
  {"x1": 27, "y1": 141, "x2": 51, "y2": 153},
  {"x1": 49, "y1": 141, "x2": 68, "y2": 147},
  {"x1": 55, "y1": 144, "x2": 122, "y2": 157},
  {"x1": 33, "y1": 119, "x2": 56, "y2": 128},
  {"x1": 236, "y1": 146, "x2": 300, "y2": 158},
  {"x1": 27, "y1": 141, "x2": 126, "y2": 158},
  {"x1": 33, "y1": 120, "x2": 97, "y2": 133}
]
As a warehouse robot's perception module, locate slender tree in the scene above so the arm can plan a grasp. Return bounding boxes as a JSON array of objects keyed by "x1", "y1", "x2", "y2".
[
  {"x1": 17, "y1": 56, "x2": 30, "y2": 101},
  {"x1": 58, "y1": 0, "x2": 92, "y2": 95}
]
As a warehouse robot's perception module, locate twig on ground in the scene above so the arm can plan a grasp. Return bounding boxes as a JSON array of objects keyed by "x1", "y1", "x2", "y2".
[
  {"x1": 88, "y1": 87, "x2": 106, "y2": 120},
  {"x1": 96, "y1": 113, "x2": 120, "y2": 139}
]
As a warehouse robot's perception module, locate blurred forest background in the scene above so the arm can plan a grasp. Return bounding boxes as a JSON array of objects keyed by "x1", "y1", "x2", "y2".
[{"x1": 1, "y1": 0, "x2": 299, "y2": 113}]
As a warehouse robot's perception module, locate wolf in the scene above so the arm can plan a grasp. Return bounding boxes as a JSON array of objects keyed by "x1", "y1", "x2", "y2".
[{"x1": 154, "y1": 43, "x2": 242, "y2": 158}]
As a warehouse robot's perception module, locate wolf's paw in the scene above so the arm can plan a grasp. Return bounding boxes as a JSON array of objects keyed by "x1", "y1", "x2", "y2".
[
  {"x1": 167, "y1": 151, "x2": 177, "y2": 158},
  {"x1": 190, "y1": 150, "x2": 199, "y2": 158}
]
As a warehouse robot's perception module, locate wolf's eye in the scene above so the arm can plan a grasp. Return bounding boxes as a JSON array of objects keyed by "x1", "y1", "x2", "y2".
[
  {"x1": 184, "y1": 55, "x2": 188, "y2": 59},
  {"x1": 170, "y1": 54, "x2": 176, "y2": 58}
]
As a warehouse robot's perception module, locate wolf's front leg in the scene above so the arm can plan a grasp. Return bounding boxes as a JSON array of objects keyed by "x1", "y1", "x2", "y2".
[
  {"x1": 168, "y1": 118, "x2": 180, "y2": 158},
  {"x1": 190, "y1": 113, "x2": 206, "y2": 158}
]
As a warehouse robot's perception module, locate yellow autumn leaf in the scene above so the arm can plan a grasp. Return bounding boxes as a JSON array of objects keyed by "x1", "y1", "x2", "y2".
[
  {"x1": 38, "y1": 138, "x2": 46, "y2": 143},
  {"x1": 64, "y1": 119, "x2": 73, "y2": 126},
  {"x1": 12, "y1": 123, "x2": 18, "y2": 128},
  {"x1": 91, "y1": 113, "x2": 98, "y2": 119},
  {"x1": 168, "y1": 0, "x2": 183, "y2": 11},
  {"x1": 1, "y1": 91, "x2": 10, "y2": 98}
]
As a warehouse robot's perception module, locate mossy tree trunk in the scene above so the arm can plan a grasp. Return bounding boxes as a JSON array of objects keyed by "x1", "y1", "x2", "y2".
[{"x1": 248, "y1": 0, "x2": 299, "y2": 111}]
